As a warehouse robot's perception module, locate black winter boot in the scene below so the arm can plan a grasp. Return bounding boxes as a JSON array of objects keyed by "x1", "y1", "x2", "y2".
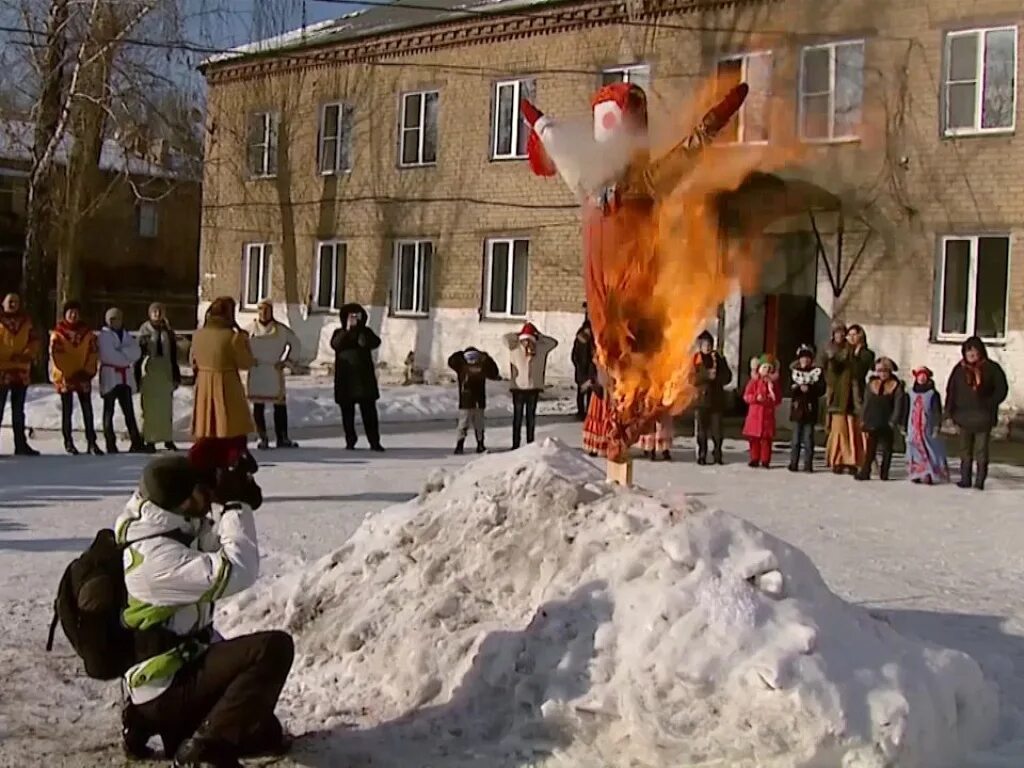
[
  {"x1": 476, "y1": 437, "x2": 486, "y2": 454},
  {"x1": 662, "y1": 450, "x2": 672, "y2": 461},
  {"x1": 165, "y1": 442, "x2": 178, "y2": 451},
  {"x1": 121, "y1": 704, "x2": 155, "y2": 760},
  {"x1": 87, "y1": 442, "x2": 104, "y2": 456},
  {"x1": 454, "y1": 439, "x2": 465, "y2": 455},
  {"x1": 65, "y1": 441, "x2": 80, "y2": 456},
  {"x1": 957, "y1": 461, "x2": 974, "y2": 489},
  {"x1": 974, "y1": 464, "x2": 988, "y2": 491}
]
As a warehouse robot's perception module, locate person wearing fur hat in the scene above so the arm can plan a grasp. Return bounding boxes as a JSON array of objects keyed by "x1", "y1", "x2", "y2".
[
  {"x1": 503, "y1": 322, "x2": 558, "y2": 449},
  {"x1": 742, "y1": 354, "x2": 780, "y2": 468},
  {"x1": 855, "y1": 357, "x2": 905, "y2": 481},
  {"x1": 114, "y1": 455, "x2": 294, "y2": 766},
  {"x1": 98, "y1": 306, "x2": 145, "y2": 454},
  {"x1": 906, "y1": 366, "x2": 949, "y2": 485},
  {"x1": 0, "y1": 292, "x2": 41, "y2": 455},
  {"x1": 448, "y1": 346, "x2": 500, "y2": 455},
  {"x1": 692, "y1": 330, "x2": 732, "y2": 465},
  {"x1": 789, "y1": 344, "x2": 824, "y2": 472},
  {"x1": 50, "y1": 301, "x2": 102, "y2": 455},
  {"x1": 944, "y1": 337, "x2": 1008, "y2": 490}
]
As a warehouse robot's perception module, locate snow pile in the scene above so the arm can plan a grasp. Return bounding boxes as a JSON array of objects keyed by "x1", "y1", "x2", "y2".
[
  {"x1": 222, "y1": 440, "x2": 999, "y2": 767},
  {"x1": 18, "y1": 380, "x2": 575, "y2": 434}
]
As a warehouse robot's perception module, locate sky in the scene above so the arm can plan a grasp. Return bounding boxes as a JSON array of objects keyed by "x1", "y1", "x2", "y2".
[{"x1": 208, "y1": 0, "x2": 350, "y2": 48}]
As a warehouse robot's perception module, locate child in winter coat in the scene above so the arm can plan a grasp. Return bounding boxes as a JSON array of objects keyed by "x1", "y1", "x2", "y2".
[
  {"x1": 448, "y1": 347, "x2": 501, "y2": 455},
  {"x1": 906, "y1": 366, "x2": 949, "y2": 485},
  {"x1": 855, "y1": 357, "x2": 905, "y2": 481},
  {"x1": 743, "y1": 355, "x2": 780, "y2": 468},
  {"x1": 788, "y1": 344, "x2": 824, "y2": 472}
]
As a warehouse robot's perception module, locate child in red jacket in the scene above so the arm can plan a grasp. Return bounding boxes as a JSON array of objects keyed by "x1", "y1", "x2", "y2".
[{"x1": 743, "y1": 354, "x2": 780, "y2": 468}]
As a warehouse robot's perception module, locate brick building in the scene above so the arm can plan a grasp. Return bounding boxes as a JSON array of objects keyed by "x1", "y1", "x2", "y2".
[
  {"x1": 199, "y1": 0, "x2": 1024, "y2": 410},
  {"x1": 0, "y1": 122, "x2": 201, "y2": 329}
]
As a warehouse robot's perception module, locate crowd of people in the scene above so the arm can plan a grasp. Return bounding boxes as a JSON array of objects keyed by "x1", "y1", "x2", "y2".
[
  {"x1": 1, "y1": 291, "x2": 1013, "y2": 490},
  {"x1": 572, "y1": 317, "x2": 1011, "y2": 491}
]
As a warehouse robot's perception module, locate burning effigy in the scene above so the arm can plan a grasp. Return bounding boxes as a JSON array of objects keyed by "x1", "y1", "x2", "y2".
[{"x1": 522, "y1": 79, "x2": 787, "y2": 464}]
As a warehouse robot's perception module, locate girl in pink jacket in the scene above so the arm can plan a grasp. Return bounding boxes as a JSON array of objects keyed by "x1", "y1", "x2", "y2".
[{"x1": 743, "y1": 355, "x2": 780, "y2": 468}]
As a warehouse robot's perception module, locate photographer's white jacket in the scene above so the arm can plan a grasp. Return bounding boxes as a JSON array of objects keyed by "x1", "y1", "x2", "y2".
[{"x1": 115, "y1": 493, "x2": 260, "y2": 703}]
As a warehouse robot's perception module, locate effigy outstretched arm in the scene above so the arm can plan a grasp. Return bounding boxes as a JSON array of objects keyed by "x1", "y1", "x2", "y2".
[{"x1": 640, "y1": 83, "x2": 749, "y2": 198}]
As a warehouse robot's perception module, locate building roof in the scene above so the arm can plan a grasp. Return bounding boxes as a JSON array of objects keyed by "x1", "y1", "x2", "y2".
[
  {"x1": 201, "y1": 0, "x2": 563, "y2": 67},
  {"x1": 0, "y1": 120, "x2": 190, "y2": 180}
]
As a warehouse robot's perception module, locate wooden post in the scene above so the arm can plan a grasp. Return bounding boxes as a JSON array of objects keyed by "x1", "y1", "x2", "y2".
[{"x1": 606, "y1": 456, "x2": 633, "y2": 486}]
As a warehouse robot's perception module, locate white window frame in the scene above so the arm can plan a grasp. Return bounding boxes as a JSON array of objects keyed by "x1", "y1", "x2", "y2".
[
  {"x1": 247, "y1": 111, "x2": 278, "y2": 178},
  {"x1": 318, "y1": 102, "x2": 353, "y2": 175},
  {"x1": 392, "y1": 240, "x2": 432, "y2": 316},
  {"x1": 484, "y1": 238, "x2": 529, "y2": 318},
  {"x1": 936, "y1": 234, "x2": 1011, "y2": 342},
  {"x1": 943, "y1": 26, "x2": 1018, "y2": 137},
  {"x1": 492, "y1": 79, "x2": 530, "y2": 160},
  {"x1": 716, "y1": 51, "x2": 773, "y2": 144},
  {"x1": 137, "y1": 201, "x2": 158, "y2": 238},
  {"x1": 798, "y1": 39, "x2": 865, "y2": 143},
  {"x1": 398, "y1": 90, "x2": 439, "y2": 168},
  {"x1": 313, "y1": 240, "x2": 346, "y2": 311},
  {"x1": 242, "y1": 243, "x2": 272, "y2": 309},
  {"x1": 601, "y1": 64, "x2": 651, "y2": 88}
]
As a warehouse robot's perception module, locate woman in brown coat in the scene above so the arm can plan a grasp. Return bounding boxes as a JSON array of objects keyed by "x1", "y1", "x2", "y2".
[{"x1": 187, "y1": 297, "x2": 256, "y2": 475}]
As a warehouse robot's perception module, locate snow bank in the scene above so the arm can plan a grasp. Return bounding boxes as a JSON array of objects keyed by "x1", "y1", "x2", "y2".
[
  {"x1": 18, "y1": 379, "x2": 575, "y2": 435},
  {"x1": 222, "y1": 440, "x2": 1000, "y2": 767}
]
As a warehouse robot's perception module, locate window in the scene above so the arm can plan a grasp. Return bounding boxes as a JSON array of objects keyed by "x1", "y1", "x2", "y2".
[
  {"x1": 247, "y1": 111, "x2": 278, "y2": 177},
  {"x1": 717, "y1": 52, "x2": 773, "y2": 143},
  {"x1": 937, "y1": 235, "x2": 1010, "y2": 341},
  {"x1": 138, "y1": 202, "x2": 158, "y2": 238},
  {"x1": 243, "y1": 243, "x2": 272, "y2": 308},
  {"x1": 392, "y1": 240, "x2": 432, "y2": 315},
  {"x1": 944, "y1": 27, "x2": 1017, "y2": 135},
  {"x1": 492, "y1": 79, "x2": 535, "y2": 159},
  {"x1": 399, "y1": 91, "x2": 439, "y2": 167},
  {"x1": 601, "y1": 64, "x2": 651, "y2": 91},
  {"x1": 0, "y1": 175, "x2": 25, "y2": 216},
  {"x1": 314, "y1": 241, "x2": 346, "y2": 310},
  {"x1": 799, "y1": 40, "x2": 865, "y2": 141},
  {"x1": 319, "y1": 103, "x2": 354, "y2": 174},
  {"x1": 485, "y1": 238, "x2": 529, "y2": 317}
]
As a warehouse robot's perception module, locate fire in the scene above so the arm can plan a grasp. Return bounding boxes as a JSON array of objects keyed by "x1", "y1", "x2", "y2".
[{"x1": 585, "y1": 78, "x2": 806, "y2": 459}]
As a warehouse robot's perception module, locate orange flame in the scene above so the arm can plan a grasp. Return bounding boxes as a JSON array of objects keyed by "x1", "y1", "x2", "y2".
[{"x1": 588, "y1": 76, "x2": 806, "y2": 459}]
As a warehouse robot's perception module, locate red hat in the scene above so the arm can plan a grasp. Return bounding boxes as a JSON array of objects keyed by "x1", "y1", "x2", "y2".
[
  {"x1": 518, "y1": 322, "x2": 539, "y2": 340},
  {"x1": 592, "y1": 82, "x2": 648, "y2": 142},
  {"x1": 912, "y1": 366, "x2": 933, "y2": 378}
]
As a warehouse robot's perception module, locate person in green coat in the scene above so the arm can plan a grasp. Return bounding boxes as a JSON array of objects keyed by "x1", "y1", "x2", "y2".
[{"x1": 136, "y1": 302, "x2": 181, "y2": 452}]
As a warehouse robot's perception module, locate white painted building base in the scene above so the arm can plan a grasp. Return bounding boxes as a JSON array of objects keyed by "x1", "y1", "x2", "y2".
[
  {"x1": 200, "y1": 302, "x2": 1023, "y2": 413},
  {"x1": 201, "y1": 302, "x2": 587, "y2": 383}
]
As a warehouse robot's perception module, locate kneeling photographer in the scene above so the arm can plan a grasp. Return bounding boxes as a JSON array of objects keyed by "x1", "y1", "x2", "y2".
[{"x1": 114, "y1": 455, "x2": 293, "y2": 767}]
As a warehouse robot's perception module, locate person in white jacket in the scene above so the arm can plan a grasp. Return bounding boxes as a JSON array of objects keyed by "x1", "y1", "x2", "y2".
[
  {"x1": 116, "y1": 455, "x2": 293, "y2": 766},
  {"x1": 98, "y1": 307, "x2": 145, "y2": 453},
  {"x1": 502, "y1": 322, "x2": 558, "y2": 449},
  {"x1": 246, "y1": 300, "x2": 301, "y2": 450}
]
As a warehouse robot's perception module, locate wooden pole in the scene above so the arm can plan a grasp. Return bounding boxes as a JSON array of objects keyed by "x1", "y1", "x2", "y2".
[{"x1": 606, "y1": 456, "x2": 633, "y2": 486}]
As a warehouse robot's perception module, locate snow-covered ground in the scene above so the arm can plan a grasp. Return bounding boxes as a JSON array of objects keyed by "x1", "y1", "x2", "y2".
[
  {"x1": 13, "y1": 376, "x2": 576, "y2": 437},
  {"x1": 2, "y1": 413, "x2": 1024, "y2": 766}
]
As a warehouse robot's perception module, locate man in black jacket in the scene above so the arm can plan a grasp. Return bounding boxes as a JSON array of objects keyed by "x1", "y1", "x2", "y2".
[
  {"x1": 692, "y1": 331, "x2": 733, "y2": 465},
  {"x1": 330, "y1": 303, "x2": 384, "y2": 452},
  {"x1": 945, "y1": 336, "x2": 1009, "y2": 490},
  {"x1": 571, "y1": 318, "x2": 596, "y2": 421}
]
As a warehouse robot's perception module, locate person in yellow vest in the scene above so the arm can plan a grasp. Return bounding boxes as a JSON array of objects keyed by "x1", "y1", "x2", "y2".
[
  {"x1": 0, "y1": 292, "x2": 41, "y2": 456},
  {"x1": 50, "y1": 301, "x2": 103, "y2": 455}
]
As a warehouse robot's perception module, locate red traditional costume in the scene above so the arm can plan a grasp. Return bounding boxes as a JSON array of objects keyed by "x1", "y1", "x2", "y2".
[{"x1": 522, "y1": 82, "x2": 748, "y2": 460}]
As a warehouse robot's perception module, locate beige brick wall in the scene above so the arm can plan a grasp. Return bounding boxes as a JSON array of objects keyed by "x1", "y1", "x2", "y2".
[{"x1": 200, "y1": 0, "x2": 1024, "y2": 338}]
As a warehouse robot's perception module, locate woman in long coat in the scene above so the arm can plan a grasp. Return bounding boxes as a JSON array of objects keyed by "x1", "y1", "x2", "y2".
[
  {"x1": 137, "y1": 302, "x2": 181, "y2": 452},
  {"x1": 824, "y1": 322, "x2": 865, "y2": 474},
  {"x1": 331, "y1": 302, "x2": 384, "y2": 451},
  {"x1": 188, "y1": 297, "x2": 256, "y2": 475}
]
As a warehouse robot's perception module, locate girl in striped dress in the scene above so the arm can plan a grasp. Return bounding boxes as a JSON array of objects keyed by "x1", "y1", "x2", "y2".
[{"x1": 582, "y1": 367, "x2": 611, "y2": 457}]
